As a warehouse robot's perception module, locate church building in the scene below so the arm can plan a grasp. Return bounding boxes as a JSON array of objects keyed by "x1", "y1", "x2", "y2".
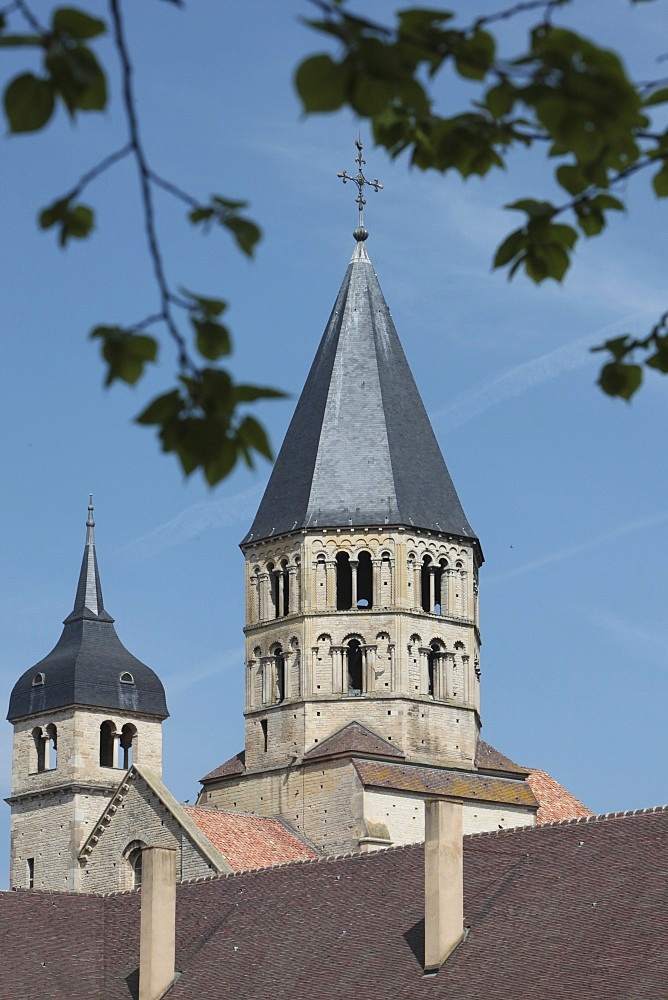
[{"x1": 4, "y1": 147, "x2": 593, "y2": 896}]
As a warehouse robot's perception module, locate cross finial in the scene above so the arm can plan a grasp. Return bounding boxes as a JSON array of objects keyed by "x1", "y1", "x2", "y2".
[{"x1": 337, "y1": 138, "x2": 383, "y2": 242}]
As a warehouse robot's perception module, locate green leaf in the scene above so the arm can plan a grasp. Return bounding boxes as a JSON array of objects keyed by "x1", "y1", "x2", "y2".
[
  {"x1": 136, "y1": 390, "x2": 183, "y2": 426},
  {"x1": 237, "y1": 414, "x2": 273, "y2": 460},
  {"x1": 505, "y1": 198, "x2": 555, "y2": 218},
  {"x1": 646, "y1": 335, "x2": 668, "y2": 372},
  {"x1": 643, "y1": 86, "x2": 668, "y2": 108},
  {"x1": 652, "y1": 162, "x2": 668, "y2": 197},
  {"x1": 493, "y1": 229, "x2": 526, "y2": 268},
  {"x1": 556, "y1": 163, "x2": 588, "y2": 195},
  {"x1": 295, "y1": 54, "x2": 347, "y2": 113},
  {"x1": 485, "y1": 80, "x2": 516, "y2": 118},
  {"x1": 39, "y1": 197, "x2": 94, "y2": 246},
  {"x1": 4, "y1": 73, "x2": 54, "y2": 132},
  {"x1": 193, "y1": 318, "x2": 232, "y2": 360},
  {"x1": 90, "y1": 327, "x2": 158, "y2": 386},
  {"x1": 222, "y1": 216, "x2": 261, "y2": 257},
  {"x1": 52, "y1": 7, "x2": 106, "y2": 39},
  {"x1": 598, "y1": 361, "x2": 642, "y2": 399},
  {"x1": 181, "y1": 290, "x2": 227, "y2": 317},
  {"x1": 454, "y1": 28, "x2": 495, "y2": 81},
  {"x1": 232, "y1": 384, "x2": 287, "y2": 404}
]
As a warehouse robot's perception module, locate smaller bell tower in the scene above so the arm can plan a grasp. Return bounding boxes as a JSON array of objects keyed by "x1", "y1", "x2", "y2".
[{"x1": 6, "y1": 498, "x2": 169, "y2": 891}]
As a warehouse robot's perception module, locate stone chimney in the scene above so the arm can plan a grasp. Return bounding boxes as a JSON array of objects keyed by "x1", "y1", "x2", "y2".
[
  {"x1": 424, "y1": 798, "x2": 464, "y2": 973},
  {"x1": 139, "y1": 846, "x2": 177, "y2": 1000}
]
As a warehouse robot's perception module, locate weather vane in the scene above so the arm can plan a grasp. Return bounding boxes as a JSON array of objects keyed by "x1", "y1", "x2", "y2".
[{"x1": 337, "y1": 138, "x2": 383, "y2": 242}]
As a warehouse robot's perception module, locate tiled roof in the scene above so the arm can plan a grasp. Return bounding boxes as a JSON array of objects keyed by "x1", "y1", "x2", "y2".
[
  {"x1": 527, "y1": 768, "x2": 593, "y2": 824},
  {"x1": 353, "y1": 758, "x2": 538, "y2": 808},
  {"x1": 303, "y1": 721, "x2": 405, "y2": 761},
  {"x1": 184, "y1": 806, "x2": 317, "y2": 871},
  {"x1": 474, "y1": 739, "x2": 528, "y2": 776},
  {"x1": 200, "y1": 750, "x2": 245, "y2": 784},
  {"x1": 243, "y1": 241, "x2": 479, "y2": 548},
  {"x1": 2, "y1": 807, "x2": 666, "y2": 998}
]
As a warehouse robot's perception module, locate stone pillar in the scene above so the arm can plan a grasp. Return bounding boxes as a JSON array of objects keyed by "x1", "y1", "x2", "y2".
[
  {"x1": 276, "y1": 571, "x2": 285, "y2": 618},
  {"x1": 388, "y1": 643, "x2": 396, "y2": 692},
  {"x1": 462, "y1": 655, "x2": 470, "y2": 704},
  {"x1": 424, "y1": 800, "x2": 464, "y2": 972},
  {"x1": 348, "y1": 559, "x2": 357, "y2": 608},
  {"x1": 246, "y1": 659, "x2": 254, "y2": 710},
  {"x1": 139, "y1": 846, "x2": 176, "y2": 1000},
  {"x1": 325, "y1": 559, "x2": 337, "y2": 610},
  {"x1": 372, "y1": 558, "x2": 382, "y2": 607},
  {"x1": 440, "y1": 571, "x2": 448, "y2": 617},
  {"x1": 419, "y1": 647, "x2": 430, "y2": 695},
  {"x1": 288, "y1": 564, "x2": 298, "y2": 614},
  {"x1": 258, "y1": 572, "x2": 269, "y2": 622},
  {"x1": 365, "y1": 646, "x2": 376, "y2": 693},
  {"x1": 445, "y1": 569, "x2": 457, "y2": 615},
  {"x1": 444, "y1": 653, "x2": 455, "y2": 700},
  {"x1": 307, "y1": 647, "x2": 318, "y2": 697},
  {"x1": 473, "y1": 578, "x2": 479, "y2": 630},
  {"x1": 428, "y1": 569, "x2": 436, "y2": 613},
  {"x1": 460, "y1": 570, "x2": 468, "y2": 617}
]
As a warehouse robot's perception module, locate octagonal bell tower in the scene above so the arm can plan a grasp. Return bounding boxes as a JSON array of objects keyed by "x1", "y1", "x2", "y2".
[
  {"x1": 238, "y1": 235, "x2": 482, "y2": 776},
  {"x1": 6, "y1": 499, "x2": 168, "y2": 891}
]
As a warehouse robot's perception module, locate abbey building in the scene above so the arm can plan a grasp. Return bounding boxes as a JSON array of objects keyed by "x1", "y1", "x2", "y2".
[{"x1": 5, "y1": 224, "x2": 589, "y2": 895}]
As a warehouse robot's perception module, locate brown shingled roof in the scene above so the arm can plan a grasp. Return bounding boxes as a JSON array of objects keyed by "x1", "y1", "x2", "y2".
[
  {"x1": 2, "y1": 807, "x2": 666, "y2": 998},
  {"x1": 527, "y1": 768, "x2": 593, "y2": 824},
  {"x1": 200, "y1": 750, "x2": 245, "y2": 784},
  {"x1": 474, "y1": 739, "x2": 529, "y2": 775},
  {"x1": 353, "y1": 758, "x2": 538, "y2": 809},
  {"x1": 184, "y1": 805, "x2": 317, "y2": 871},
  {"x1": 303, "y1": 720, "x2": 405, "y2": 761}
]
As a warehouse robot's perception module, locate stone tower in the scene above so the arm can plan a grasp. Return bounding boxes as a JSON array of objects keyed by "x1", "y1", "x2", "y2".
[
  {"x1": 6, "y1": 498, "x2": 168, "y2": 891},
  {"x1": 199, "y1": 225, "x2": 538, "y2": 849}
]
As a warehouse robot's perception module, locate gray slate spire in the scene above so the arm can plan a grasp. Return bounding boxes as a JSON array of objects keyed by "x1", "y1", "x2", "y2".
[
  {"x1": 244, "y1": 241, "x2": 478, "y2": 547},
  {"x1": 8, "y1": 500, "x2": 168, "y2": 721}
]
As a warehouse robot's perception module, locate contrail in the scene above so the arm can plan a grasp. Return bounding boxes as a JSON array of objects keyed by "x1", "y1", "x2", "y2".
[
  {"x1": 486, "y1": 511, "x2": 668, "y2": 586},
  {"x1": 433, "y1": 313, "x2": 652, "y2": 433},
  {"x1": 164, "y1": 646, "x2": 245, "y2": 695},
  {"x1": 120, "y1": 484, "x2": 265, "y2": 561}
]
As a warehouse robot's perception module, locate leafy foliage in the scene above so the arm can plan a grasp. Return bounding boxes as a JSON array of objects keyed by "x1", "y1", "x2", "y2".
[
  {"x1": 297, "y1": 0, "x2": 668, "y2": 399},
  {"x1": 2, "y1": 3, "x2": 277, "y2": 485}
]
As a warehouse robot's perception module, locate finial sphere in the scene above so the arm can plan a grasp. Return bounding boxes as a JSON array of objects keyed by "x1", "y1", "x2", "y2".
[{"x1": 353, "y1": 226, "x2": 369, "y2": 242}]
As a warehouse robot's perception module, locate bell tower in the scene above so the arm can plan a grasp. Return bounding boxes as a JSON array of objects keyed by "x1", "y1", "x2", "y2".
[
  {"x1": 6, "y1": 498, "x2": 169, "y2": 891},
  {"x1": 240, "y1": 232, "x2": 482, "y2": 774},
  {"x1": 200, "y1": 144, "x2": 537, "y2": 850}
]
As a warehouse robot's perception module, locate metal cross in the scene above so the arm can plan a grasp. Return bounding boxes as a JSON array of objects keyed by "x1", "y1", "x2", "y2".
[{"x1": 338, "y1": 138, "x2": 383, "y2": 240}]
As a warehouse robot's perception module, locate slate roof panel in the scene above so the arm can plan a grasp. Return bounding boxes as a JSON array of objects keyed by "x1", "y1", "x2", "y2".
[
  {"x1": 303, "y1": 720, "x2": 405, "y2": 760},
  {"x1": 244, "y1": 242, "x2": 478, "y2": 546}
]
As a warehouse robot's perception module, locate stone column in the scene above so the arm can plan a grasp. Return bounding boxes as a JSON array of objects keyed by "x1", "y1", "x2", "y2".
[
  {"x1": 246, "y1": 659, "x2": 254, "y2": 710},
  {"x1": 307, "y1": 647, "x2": 318, "y2": 697},
  {"x1": 274, "y1": 571, "x2": 284, "y2": 618},
  {"x1": 365, "y1": 645, "x2": 376, "y2": 692},
  {"x1": 473, "y1": 578, "x2": 479, "y2": 630},
  {"x1": 372, "y1": 558, "x2": 382, "y2": 607},
  {"x1": 139, "y1": 847, "x2": 177, "y2": 1000},
  {"x1": 259, "y1": 572, "x2": 270, "y2": 622},
  {"x1": 350, "y1": 559, "x2": 358, "y2": 609},
  {"x1": 444, "y1": 653, "x2": 455, "y2": 700},
  {"x1": 419, "y1": 647, "x2": 430, "y2": 695},
  {"x1": 445, "y1": 569, "x2": 457, "y2": 615},
  {"x1": 460, "y1": 570, "x2": 468, "y2": 617},
  {"x1": 439, "y1": 571, "x2": 448, "y2": 617},
  {"x1": 462, "y1": 655, "x2": 470, "y2": 704},
  {"x1": 325, "y1": 559, "x2": 337, "y2": 610},
  {"x1": 288, "y1": 564, "x2": 298, "y2": 614}
]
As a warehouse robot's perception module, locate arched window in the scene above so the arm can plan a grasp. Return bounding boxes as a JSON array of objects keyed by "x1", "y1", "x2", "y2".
[
  {"x1": 421, "y1": 556, "x2": 443, "y2": 613},
  {"x1": 119, "y1": 723, "x2": 136, "y2": 769},
  {"x1": 45, "y1": 723, "x2": 57, "y2": 770},
  {"x1": 347, "y1": 639, "x2": 363, "y2": 695},
  {"x1": 273, "y1": 644, "x2": 285, "y2": 703},
  {"x1": 281, "y1": 559, "x2": 290, "y2": 616},
  {"x1": 336, "y1": 552, "x2": 352, "y2": 610},
  {"x1": 100, "y1": 721, "x2": 116, "y2": 768},
  {"x1": 120, "y1": 671, "x2": 134, "y2": 684},
  {"x1": 32, "y1": 672, "x2": 44, "y2": 687},
  {"x1": 32, "y1": 726, "x2": 45, "y2": 773},
  {"x1": 357, "y1": 551, "x2": 373, "y2": 608},
  {"x1": 124, "y1": 841, "x2": 146, "y2": 890},
  {"x1": 427, "y1": 641, "x2": 444, "y2": 698}
]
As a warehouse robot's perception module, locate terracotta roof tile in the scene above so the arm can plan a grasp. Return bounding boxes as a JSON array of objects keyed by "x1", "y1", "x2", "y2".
[
  {"x1": 184, "y1": 806, "x2": 317, "y2": 871},
  {"x1": 303, "y1": 721, "x2": 405, "y2": 760},
  {"x1": 527, "y1": 769, "x2": 593, "y2": 824},
  {"x1": 353, "y1": 758, "x2": 538, "y2": 808}
]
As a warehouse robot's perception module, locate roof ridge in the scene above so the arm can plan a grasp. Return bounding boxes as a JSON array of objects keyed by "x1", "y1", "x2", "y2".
[{"x1": 465, "y1": 803, "x2": 668, "y2": 840}]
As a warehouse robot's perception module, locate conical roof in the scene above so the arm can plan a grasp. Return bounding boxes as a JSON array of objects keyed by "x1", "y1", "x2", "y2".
[
  {"x1": 7, "y1": 499, "x2": 168, "y2": 722},
  {"x1": 244, "y1": 241, "x2": 477, "y2": 547}
]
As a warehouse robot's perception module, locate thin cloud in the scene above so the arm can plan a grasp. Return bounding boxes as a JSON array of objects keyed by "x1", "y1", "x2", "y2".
[
  {"x1": 433, "y1": 312, "x2": 654, "y2": 432},
  {"x1": 165, "y1": 646, "x2": 244, "y2": 695},
  {"x1": 120, "y1": 484, "x2": 264, "y2": 561},
  {"x1": 574, "y1": 607, "x2": 668, "y2": 669},
  {"x1": 486, "y1": 511, "x2": 668, "y2": 586}
]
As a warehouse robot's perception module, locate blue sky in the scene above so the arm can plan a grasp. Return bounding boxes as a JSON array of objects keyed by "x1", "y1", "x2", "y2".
[{"x1": 1, "y1": 1, "x2": 667, "y2": 886}]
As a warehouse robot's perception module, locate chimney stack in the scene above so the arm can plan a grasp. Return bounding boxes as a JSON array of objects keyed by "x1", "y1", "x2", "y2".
[
  {"x1": 139, "y1": 846, "x2": 177, "y2": 1000},
  {"x1": 424, "y1": 798, "x2": 464, "y2": 973}
]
